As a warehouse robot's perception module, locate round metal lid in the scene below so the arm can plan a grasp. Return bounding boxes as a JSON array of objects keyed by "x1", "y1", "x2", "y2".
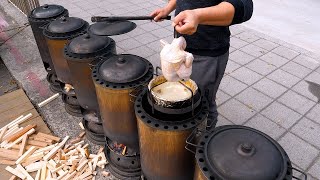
[
  {"x1": 98, "y1": 54, "x2": 149, "y2": 83},
  {"x1": 88, "y1": 21, "x2": 137, "y2": 36},
  {"x1": 68, "y1": 33, "x2": 111, "y2": 55},
  {"x1": 47, "y1": 17, "x2": 85, "y2": 34},
  {"x1": 31, "y1": 4, "x2": 64, "y2": 19},
  {"x1": 203, "y1": 126, "x2": 283, "y2": 180}
]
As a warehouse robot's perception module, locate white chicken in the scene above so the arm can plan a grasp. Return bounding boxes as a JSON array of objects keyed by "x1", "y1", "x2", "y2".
[{"x1": 160, "y1": 37, "x2": 194, "y2": 82}]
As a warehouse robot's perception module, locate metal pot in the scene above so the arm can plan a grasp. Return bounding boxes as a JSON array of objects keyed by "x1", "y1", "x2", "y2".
[
  {"x1": 92, "y1": 54, "x2": 153, "y2": 151},
  {"x1": 135, "y1": 89, "x2": 209, "y2": 180},
  {"x1": 43, "y1": 17, "x2": 88, "y2": 84},
  {"x1": 28, "y1": 4, "x2": 68, "y2": 74},
  {"x1": 148, "y1": 75, "x2": 198, "y2": 108},
  {"x1": 191, "y1": 125, "x2": 307, "y2": 180},
  {"x1": 64, "y1": 33, "x2": 116, "y2": 112}
]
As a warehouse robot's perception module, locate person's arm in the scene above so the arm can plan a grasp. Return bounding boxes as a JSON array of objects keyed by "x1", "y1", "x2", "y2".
[
  {"x1": 174, "y1": 0, "x2": 253, "y2": 35},
  {"x1": 150, "y1": 0, "x2": 177, "y2": 21}
]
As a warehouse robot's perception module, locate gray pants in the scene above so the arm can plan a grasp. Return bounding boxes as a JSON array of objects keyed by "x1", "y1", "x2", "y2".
[{"x1": 190, "y1": 51, "x2": 229, "y2": 126}]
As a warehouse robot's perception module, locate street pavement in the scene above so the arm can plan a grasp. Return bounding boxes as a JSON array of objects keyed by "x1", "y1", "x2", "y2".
[{"x1": 1, "y1": 0, "x2": 320, "y2": 179}]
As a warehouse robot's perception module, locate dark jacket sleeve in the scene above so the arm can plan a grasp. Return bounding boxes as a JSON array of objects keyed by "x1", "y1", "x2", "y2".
[{"x1": 224, "y1": 0, "x2": 253, "y2": 25}]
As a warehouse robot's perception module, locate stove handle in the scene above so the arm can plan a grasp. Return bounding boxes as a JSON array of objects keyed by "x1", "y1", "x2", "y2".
[
  {"x1": 290, "y1": 166, "x2": 307, "y2": 180},
  {"x1": 155, "y1": 66, "x2": 162, "y2": 76},
  {"x1": 185, "y1": 128, "x2": 205, "y2": 154}
]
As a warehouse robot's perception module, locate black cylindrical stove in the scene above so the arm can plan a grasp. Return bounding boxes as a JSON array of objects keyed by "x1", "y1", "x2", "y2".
[
  {"x1": 64, "y1": 33, "x2": 116, "y2": 144},
  {"x1": 135, "y1": 88, "x2": 209, "y2": 180},
  {"x1": 28, "y1": 4, "x2": 68, "y2": 93}
]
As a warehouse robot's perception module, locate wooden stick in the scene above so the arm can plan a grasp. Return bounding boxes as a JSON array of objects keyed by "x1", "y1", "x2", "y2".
[
  {"x1": 34, "y1": 144, "x2": 56, "y2": 153},
  {"x1": 28, "y1": 140, "x2": 49, "y2": 147},
  {"x1": 35, "y1": 169, "x2": 41, "y2": 180},
  {"x1": 2, "y1": 127, "x2": 22, "y2": 141},
  {"x1": 9, "y1": 175, "x2": 17, "y2": 180},
  {"x1": 5, "y1": 166, "x2": 26, "y2": 179},
  {"x1": 5, "y1": 124, "x2": 36, "y2": 142},
  {"x1": 9, "y1": 113, "x2": 33, "y2": 129},
  {"x1": 78, "y1": 172, "x2": 92, "y2": 179},
  {"x1": 40, "y1": 164, "x2": 46, "y2": 180},
  {"x1": 32, "y1": 136, "x2": 54, "y2": 144},
  {"x1": 16, "y1": 146, "x2": 37, "y2": 164},
  {"x1": 0, "y1": 115, "x2": 23, "y2": 131},
  {"x1": 0, "y1": 126, "x2": 8, "y2": 142},
  {"x1": 64, "y1": 171, "x2": 76, "y2": 180},
  {"x1": 16, "y1": 164, "x2": 34, "y2": 180},
  {"x1": 25, "y1": 161, "x2": 43, "y2": 172},
  {"x1": 0, "y1": 148, "x2": 19, "y2": 160},
  {"x1": 79, "y1": 122, "x2": 84, "y2": 130},
  {"x1": 38, "y1": 93, "x2": 59, "y2": 108},
  {"x1": 19, "y1": 134, "x2": 28, "y2": 156},
  {"x1": 78, "y1": 131, "x2": 86, "y2": 138},
  {"x1": 43, "y1": 136, "x2": 69, "y2": 161},
  {"x1": 36, "y1": 132, "x2": 61, "y2": 142},
  {"x1": 5, "y1": 128, "x2": 36, "y2": 149}
]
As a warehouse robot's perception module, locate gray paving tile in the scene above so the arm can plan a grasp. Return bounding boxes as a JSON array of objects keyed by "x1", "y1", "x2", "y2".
[
  {"x1": 156, "y1": 20, "x2": 173, "y2": 27},
  {"x1": 229, "y1": 25, "x2": 245, "y2": 35},
  {"x1": 146, "y1": 40, "x2": 162, "y2": 53},
  {"x1": 229, "y1": 50, "x2": 256, "y2": 65},
  {"x1": 278, "y1": 90, "x2": 316, "y2": 115},
  {"x1": 252, "y1": 38, "x2": 279, "y2": 51},
  {"x1": 134, "y1": 33, "x2": 159, "y2": 45},
  {"x1": 218, "y1": 99, "x2": 256, "y2": 125},
  {"x1": 150, "y1": 28, "x2": 173, "y2": 38},
  {"x1": 77, "y1": 2, "x2": 98, "y2": 10},
  {"x1": 224, "y1": 60, "x2": 241, "y2": 75},
  {"x1": 308, "y1": 158, "x2": 320, "y2": 179},
  {"x1": 126, "y1": 27, "x2": 147, "y2": 38},
  {"x1": 281, "y1": 61, "x2": 312, "y2": 79},
  {"x1": 292, "y1": 80, "x2": 319, "y2": 102},
  {"x1": 267, "y1": 69, "x2": 301, "y2": 88},
  {"x1": 244, "y1": 114, "x2": 286, "y2": 139},
  {"x1": 260, "y1": 52, "x2": 290, "y2": 68},
  {"x1": 116, "y1": 46, "x2": 125, "y2": 54},
  {"x1": 108, "y1": 8, "x2": 131, "y2": 15},
  {"x1": 235, "y1": 31, "x2": 260, "y2": 43},
  {"x1": 229, "y1": 46, "x2": 236, "y2": 53},
  {"x1": 316, "y1": 66, "x2": 320, "y2": 74},
  {"x1": 111, "y1": 34, "x2": 131, "y2": 42},
  {"x1": 162, "y1": 36, "x2": 174, "y2": 44},
  {"x1": 240, "y1": 44, "x2": 268, "y2": 57},
  {"x1": 293, "y1": 55, "x2": 320, "y2": 70},
  {"x1": 230, "y1": 37, "x2": 249, "y2": 49},
  {"x1": 117, "y1": 38, "x2": 143, "y2": 50},
  {"x1": 272, "y1": 46, "x2": 300, "y2": 60},
  {"x1": 140, "y1": 22, "x2": 162, "y2": 32},
  {"x1": 235, "y1": 87, "x2": 273, "y2": 111},
  {"x1": 293, "y1": 118, "x2": 320, "y2": 149},
  {"x1": 246, "y1": 58, "x2": 277, "y2": 76},
  {"x1": 229, "y1": 66, "x2": 263, "y2": 85},
  {"x1": 126, "y1": 46, "x2": 156, "y2": 58},
  {"x1": 261, "y1": 102, "x2": 302, "y2": 129},
  {"x1": 216, "y1": 90, "x2": 231, "y2": 107},
  {"x1": 218, "y1": 75, "x2": 248, "y2": 96},
  {"x1": 306, "y1": 104, "x2": 320, "y2": 125},
  {"x1": 136, "y1": 2, "x2": 157, "y2": 8},
  {"x1": 279, "y1": 132, "x2": 319, "y2": 170},
  {"x1": 86, "y1": 8, "x2": 105, "y2": 15},
  {"x1": 305, "y1": 71, "x2": 320, "y2": 84},
  {"x1": 146, "y1": 53, "x2": 160, "y2": 68},
  {"x1": 216, "y1": 115, "x2": 234, "y2": 127}
]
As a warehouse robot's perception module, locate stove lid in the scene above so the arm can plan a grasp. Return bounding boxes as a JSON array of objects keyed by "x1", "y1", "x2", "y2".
[
  {"x1": 31, "y1": 4, "x2": 64, "y2": 19},
  {"x1": 98, "y1": 54, "x2": 149, "y2": 83},
  {"x1": 68, "y1": 33, "x2": 111, "y2": 55},
  {"x1": 201, "y1": 126, "x2": 284, "y2": 180},
  {"x1": 88, "y1": 21, "x2": 137, "y2": 36},
  {"x1": 47, "y1": 17, "x2": 85, "y2": 34}
]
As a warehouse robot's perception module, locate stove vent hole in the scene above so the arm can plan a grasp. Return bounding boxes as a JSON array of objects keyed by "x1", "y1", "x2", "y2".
[
  {"x1": 147, "y1": 120, "x2": 151, "y2": 123},
  {"x1": 100, "y1": 82, "x2": 103, "y2": 85},
  {"x1": 199, "y1": 158, "x2": 204, "y2": 162},
  {"x1": 183, "y1": 124, "x2": 188, "y2": 128},
  {"x1": 191, "y1": 121, "x2": 196, "y2": 125},
  {"x1": 205, "y1": 135, "x2": 208, "y2": 138},
  {"x1": 210, "y1": 176, "x2": 215, "y2": 180},
  {"x1": 174, "y1": 126, "x2": 178, "y2": 129},
  {"x1": 200, "y1": 142, "x2": 205, "y2": 146},
  {"x1": 164, "y1": 126, "x2": 168, "y2": 129},
  {"x1": 141, "y1": 116, "x2": 145, "y2": 119},
  {"x1": 117, "y1": 158, "x2": 120, "y2": 161},
  {"x1": 137, "y1": 110, "x2": 142, "y2": 113},
  {"x1": 155, "y1": 124, "x2": 159, "y2": 127},
  {"x1": 203, "y1": 167, "x2": 208, "y2": 172},
  {"x1": 198, "y1": 150, "x2": 203, "y2": 153},
  {"x1": 93, "y1": 75, "x2": 97, "y2": 77},
  {"x1": 131, "y1": 161, "x2": 135, "y2": 164}
]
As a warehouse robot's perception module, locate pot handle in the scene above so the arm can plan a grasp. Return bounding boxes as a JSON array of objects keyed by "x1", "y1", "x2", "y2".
[
  {"x1": 185, "y1": 128, "x2": 205, "y2": 154},
  {"x1": 290, "y1": 166, "x2": 307, "y2": 180},
  {"x1": 155, "y1": 66, "x2": 162, "y2": 76}
]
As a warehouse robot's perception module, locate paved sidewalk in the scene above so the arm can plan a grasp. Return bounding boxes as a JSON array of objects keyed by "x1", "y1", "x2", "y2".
[{"x1": 1, "y1": 0, "x2": 320, "y2": 179}]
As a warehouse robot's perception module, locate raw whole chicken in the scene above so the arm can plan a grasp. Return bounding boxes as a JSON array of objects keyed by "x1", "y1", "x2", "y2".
[{"x1": 160, "y1": 37, "x2": 194, "y2": 82}]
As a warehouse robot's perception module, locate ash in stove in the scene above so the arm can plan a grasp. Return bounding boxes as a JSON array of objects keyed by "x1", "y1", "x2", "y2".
[{"x1": 108, "y1": 141, "x2": 138, "y2": 156}]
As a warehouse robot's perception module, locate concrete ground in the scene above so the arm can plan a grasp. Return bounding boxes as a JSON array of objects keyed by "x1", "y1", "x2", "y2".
[
  {"x1": 0, "y1": 57, "x2": 18, "y2": 95},
  {"x1": 1, "y1": 0, "x2": 320, "y2": 179},
  {"x1": 242, "y1": 0, "x2": 320, "y2": 56}
]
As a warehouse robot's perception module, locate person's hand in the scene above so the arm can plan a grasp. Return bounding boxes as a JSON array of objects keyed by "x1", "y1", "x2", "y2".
[
  {"x1": 150, "y1": 7, "x2": 171, "y2": 22},
  {"x1": 173, "y1": 10, "x2": 200, "y2": 35}
]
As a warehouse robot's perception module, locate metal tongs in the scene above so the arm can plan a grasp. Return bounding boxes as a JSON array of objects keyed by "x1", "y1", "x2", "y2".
[{"x1": 91, "y1": 16, "x2": 171, "y2": 22}]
